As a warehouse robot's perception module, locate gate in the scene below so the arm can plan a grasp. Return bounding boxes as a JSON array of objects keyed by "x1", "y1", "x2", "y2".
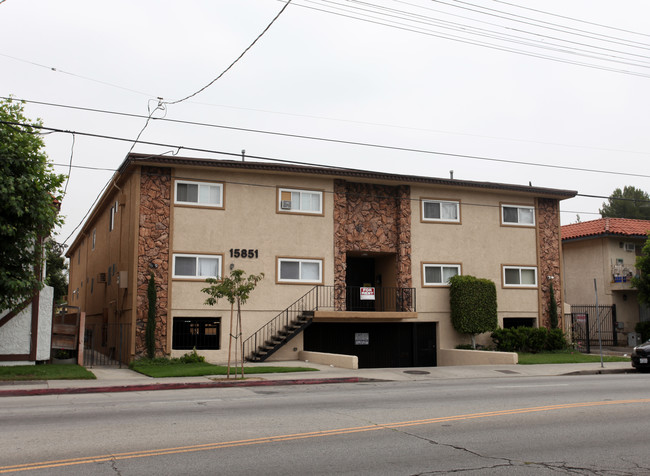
[
  {"x1": 568, "y1": 305, "x2": 617, "y2": 351},
  {"x1": 83, "y1": 322, "x2": 131, "y2": 368}
]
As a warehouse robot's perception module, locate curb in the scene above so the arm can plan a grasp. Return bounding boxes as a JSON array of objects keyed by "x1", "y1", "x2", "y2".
[
  {"x1": 0, "y1": 377, "x2": 372, "y2": 398},
  {"x1": 561, "y1": 368, "x2": 636, "y2": 376}
]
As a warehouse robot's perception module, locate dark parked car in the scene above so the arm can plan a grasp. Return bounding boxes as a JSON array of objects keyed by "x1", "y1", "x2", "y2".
[{"x1": 631, "y1": 339, "x2": 650, "y2": 372}]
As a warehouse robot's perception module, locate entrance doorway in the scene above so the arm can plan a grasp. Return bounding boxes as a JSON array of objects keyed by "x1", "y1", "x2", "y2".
[{"x1": 345, "y1": 253, "x2": 398, "y2": 311}]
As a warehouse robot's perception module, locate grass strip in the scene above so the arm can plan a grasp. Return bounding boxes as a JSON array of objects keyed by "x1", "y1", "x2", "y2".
[
  {"x1": 130, "y1": 362, "x2": 318, "y2": 378},
  {"x1": 518, "y1": 351, "x2": 630, "y2": 365},
  {"x1": 0, "y1": 364, "x2": 96, "y2": 381}
]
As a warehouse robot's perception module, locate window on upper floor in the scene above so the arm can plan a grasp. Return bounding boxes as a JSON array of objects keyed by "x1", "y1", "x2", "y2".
[
  {"x1": 503, "y1": 266, "x2": 537, "y2": 287},
  {"x1": 173, "y1": 253, "x2": 222, "y2": 280},
  {"x1": 277, "y1": 257, "x2": 323, "y2": 284},
  {"x1": 501, "y1": 204, "x2": 535, "y2": 226},
  {"x1": 175, "y1": 180, "x2": 223, "y2": 207},
  {"x1": 421, "y1": 199, "x2": 460, "y2": 223},
  {"x1": 92, "y1": 229, "x2": 96, "y2": 250},
  {"x1": 422, "y1": 263, "x2": 461, "y2": 286},
  {"x1": 277, "y1": 188, "x2": 323, "y2": 215}
]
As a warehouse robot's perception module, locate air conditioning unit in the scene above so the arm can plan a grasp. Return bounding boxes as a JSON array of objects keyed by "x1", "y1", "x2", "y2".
[
  {"x1": 625, "y1": 243, "x2": 635, "y2": 252},
  {"x1": 97, "y1": 273, "x2": 107, "y2": 283},
  {"x1": 280, "y1": 200, "x2": 292, "y2": 210}
]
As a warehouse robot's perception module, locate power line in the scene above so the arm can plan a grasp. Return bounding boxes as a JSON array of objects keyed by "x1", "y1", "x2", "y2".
[
  {"x1": 0, "y1": 53, "x2": 154, "y2": 97},
  {"x1": 165, "y1": 0, "x2": 293, "y2": 105},
  {"x1": 292, "y1": 0, "x2": 650, "y2": 78},
  {"x1": 62, "y1": 133, "x2": 75, "y2": 197},
  {"x1": 491, "y1": 0, "x2": 650, "y2": 39},
  {"x1": 7, "y1": 95, "x2": 650, "y2": 158},
  {"x1": 2, "y1": 119, "x2": 650, "y2": 180}
]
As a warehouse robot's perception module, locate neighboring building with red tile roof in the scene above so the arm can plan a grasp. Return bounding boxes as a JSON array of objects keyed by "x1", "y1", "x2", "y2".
[
  {"x1": 561, "y1": 218, "x2": 650, "y2": 344},
  {"x1": 562, "y1": 218, "x2": 650, "y2": 242}
]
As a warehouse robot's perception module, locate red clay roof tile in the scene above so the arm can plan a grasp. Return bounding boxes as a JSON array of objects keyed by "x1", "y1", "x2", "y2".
[{"x1": 562, "y1": 218, "x2": 650, "y2": 240}]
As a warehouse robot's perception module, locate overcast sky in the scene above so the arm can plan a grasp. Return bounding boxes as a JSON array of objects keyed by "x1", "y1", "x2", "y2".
[{"x1": 1, "y1": 0, "x2": 649, "y2": 247}]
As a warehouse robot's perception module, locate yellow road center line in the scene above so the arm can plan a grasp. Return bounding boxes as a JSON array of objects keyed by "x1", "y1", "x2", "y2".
[{"x1": 2, "y1": 398, "x2": 649, "y2": 473}]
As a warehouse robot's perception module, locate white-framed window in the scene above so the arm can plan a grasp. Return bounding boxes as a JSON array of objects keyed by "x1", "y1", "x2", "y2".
[
  {"x1": 92, "y1": 229, "x2": 96, "y2": 250},
  {"x1": 421, "y1": 199, "x2": 460, "y2": 223},
  {"x1": 278, "y1": 188, "x2": 322, "y2": 214},
  {"x1": 501, "y1": 204, "x2": 535, "y2": 226},
  {"x1": 503, "y1": 266, "x2": 537, "y2": 287},
  {"x1": 277, "y1": 258, "x2": 323, "y2": 283},
  {"x1": 173, "y1": 253, "x2": 222, "y2": 279},
  {"x1": 175, "y1": 180, "x2": 223, "y2": 207},
  {"x1": 422, "y1": 263, "x2": 461, "y2": 286}
]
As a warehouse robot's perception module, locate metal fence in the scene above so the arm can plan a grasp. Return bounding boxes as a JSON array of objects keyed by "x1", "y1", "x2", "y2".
[
  {"x1": 83, "y1": 322, "x2": 131, "y2": 368},
  {"x1": 566, "y1": 304, "x2": 618, "y2": 352}
]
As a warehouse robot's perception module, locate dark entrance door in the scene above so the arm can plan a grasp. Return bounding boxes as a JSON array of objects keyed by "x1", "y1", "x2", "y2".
[
  {"x1": 346, "y1": 256, "x2": 375, "y2": 311},
  {"x1": 304, "y1": 322, "x2": 437, "y2": 368}
]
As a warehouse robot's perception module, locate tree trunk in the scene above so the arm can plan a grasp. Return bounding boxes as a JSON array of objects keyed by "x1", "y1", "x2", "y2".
[{"x1": 226, "y1": 302, "x2": 234, "y2": 379}]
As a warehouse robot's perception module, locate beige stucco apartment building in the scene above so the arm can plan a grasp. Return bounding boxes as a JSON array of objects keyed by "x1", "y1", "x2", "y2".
[
  {"x1": 66, "y1": 153, "x2": 575, "y2": 367},
  {"x1": 562, "y1": 218, "x2": 650, "y2": 343}
]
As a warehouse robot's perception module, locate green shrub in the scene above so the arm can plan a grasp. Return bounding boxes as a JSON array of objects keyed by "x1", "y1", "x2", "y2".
[
  {"x1": 635, "y1": 321, "x2": 650, "y2": 342},
  {"x1": 528, "y1": 327, "x2": 548, "y2": 353},
  {"x1": 492, "y1": 326, "x2": 567, "y2": 352},
  {"x1": 546, "y1": 328, "x2": 568, "y2": 351},
  {"x1": 180, "y1": 348, "x2": 205, "y2": 363},
  {"x1": 491, "y1": 327, "x2": 518, "y2": 352},
  {"x1": 449, "y1": 275, "x2": 498, "y2": 348}
]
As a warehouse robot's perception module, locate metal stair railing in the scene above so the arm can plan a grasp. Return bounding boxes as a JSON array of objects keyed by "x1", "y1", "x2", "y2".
[
  {"x1": 242, "y1": 285, "x2": 416, "y2": 361},
  {"x1": 243, "y1": 286, "x2": 334, "y2": 361}
]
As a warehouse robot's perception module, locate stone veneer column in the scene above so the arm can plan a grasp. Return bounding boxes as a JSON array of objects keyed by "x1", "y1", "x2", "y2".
[
  {"x1": 333, "y1": 180, "x2": 412, "y2": 311},
  {"x1": 333, "y1": 180, "x2": 348, "y2": 311},
  {"x1": 136, "y1": 166, "x2": 171, "y2": 356},
  {"x1": 536, "y1": 198, "x2": 562, "y2": 329}
]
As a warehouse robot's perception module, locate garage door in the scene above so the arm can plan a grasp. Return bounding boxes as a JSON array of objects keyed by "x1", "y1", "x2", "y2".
[{"x1": 304, "y1": 322, "x2": 436, "y2": 368}]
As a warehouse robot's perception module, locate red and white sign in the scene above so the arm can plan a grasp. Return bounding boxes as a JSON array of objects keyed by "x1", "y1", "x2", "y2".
[{"x1": 360, "y1": 287, "x2": 375, "y2": 301}]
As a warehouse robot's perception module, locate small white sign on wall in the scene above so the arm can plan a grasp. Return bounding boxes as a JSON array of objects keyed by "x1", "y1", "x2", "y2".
[{"x1": 355, "y1": 333, "x2": 369, "y2": 345}]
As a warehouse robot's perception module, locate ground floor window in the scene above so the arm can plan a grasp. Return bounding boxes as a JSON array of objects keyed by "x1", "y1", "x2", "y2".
[
  {"x1": 503, "y1": 317, "x2": 536, "y2": 329},
  {"x1": 172, "y1": 317, "x2": 220, "y2": 350}
]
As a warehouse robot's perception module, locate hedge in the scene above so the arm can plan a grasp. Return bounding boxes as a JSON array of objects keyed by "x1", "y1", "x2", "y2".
[
  {"x1": 449, "y1": 275, "x2": 497, "y2": 345},
  {"x1": 491, "y1": 327, "x2": 567, "y2": 353}
]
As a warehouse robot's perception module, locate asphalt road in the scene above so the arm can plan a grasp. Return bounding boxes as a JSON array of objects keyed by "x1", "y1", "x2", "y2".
[{"x1": 2, "y1": 373, "x2": 650, "y2": 475}]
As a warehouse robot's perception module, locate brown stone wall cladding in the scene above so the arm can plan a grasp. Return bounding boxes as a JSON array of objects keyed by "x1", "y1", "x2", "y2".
[
  {"x1": 333, "y1": 180, "x2": 412, "y2": 310},
  {"x1": 536, "y1": 198, "x2": 562, "y2": 329},
  {"x1": 136, "y1": 166, "x2": 171, "y2": 357}
]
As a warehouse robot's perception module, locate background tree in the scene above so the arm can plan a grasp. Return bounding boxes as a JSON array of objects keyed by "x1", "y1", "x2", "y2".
[
  {"x1": 449, "y1": 275, "x2": 498, "y2": 349},
  {"x1": 0, "y1": 98, "x2": 65, "y2": 310},
  {"x1": 45, "y1": 240, "x2": 68, "y2": 304},
  {"x1": 631, "y1": 234, "x2": 650, "y2": 306},
  {"x1": 146, "y1": 273, "x2": 157, "y2": 359},
  {"x1": 600, "y1": 186, "x2": 650, "y2": 220},
  {"x1": 202, "y1": 269, "x2": 264, "y2": 378}
]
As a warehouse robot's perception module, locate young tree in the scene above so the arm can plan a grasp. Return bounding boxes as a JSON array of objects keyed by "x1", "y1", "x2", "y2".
[
  {"x1": 632, "y1": 234, "x2": 650, "y2": 306},
  {"x1": 0, "y1": 98, "x2": 65, "y2": 310},
  {"x1": 146, "y1": 273, "x2": 157, "y2": 359},
  {"x1": 449, "y1": 275, "x2": 498, "y2": 349},
  {"x1": 600, "y1": 186, "x2": 650, "y2": 220},
  {"x1": 202, "y1": 269, "x2": 264, "y2": 378}
]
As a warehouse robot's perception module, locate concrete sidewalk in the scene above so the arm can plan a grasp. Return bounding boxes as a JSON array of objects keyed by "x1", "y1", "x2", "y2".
[{"x1": 0, "y1": 360, "x2": 639, "y2": 398}]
